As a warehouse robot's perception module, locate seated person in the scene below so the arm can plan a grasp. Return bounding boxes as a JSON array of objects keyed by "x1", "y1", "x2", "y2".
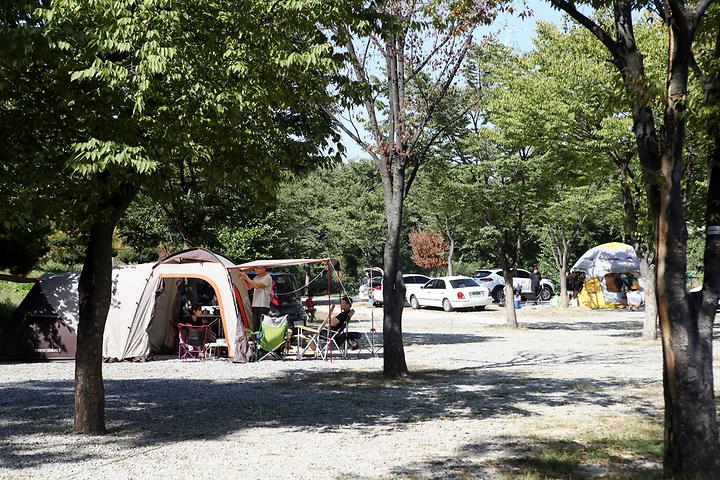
[
  {"x1": 327, "y1": 296, "x2": 361, "y2": 350},
  {"x1": 626, "y1": 289, "x2": 644, "y2": 311},
  {"x1": 305, "y1": 295, "x2": 317, "y2": 321},
  {"x1": 181, "y1": 304, "x2": 210, "y2": 348},
  {"x1": 189, "y1": 304, "x2": 206, "y2": 326}
]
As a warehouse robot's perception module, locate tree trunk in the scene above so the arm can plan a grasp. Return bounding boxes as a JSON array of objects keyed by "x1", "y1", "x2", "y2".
[
  {"x1": 74, "y1": 185, "x2": 137, "y2": 434},
  {"x1": 447, "y1": 236, "x2": 454, "y2": 277},
  {"x1": 502, "y1": 277, "x2": 517, "y2": 329},
  {"x1": 382, "y1": 182, "x2": 409, "y2": 378},
  {"x1": 559, "y1": 268, "x2": 568, "y2": 308},
  {"x1": 304, "y1": 265, "x2": 310, "y2": 296},
  {"x1": 657, "y1": 25, "x2": 720, "y2": 477},
  {"x1": 639, "y1": 253, "x2": 657, "y2": 340}
]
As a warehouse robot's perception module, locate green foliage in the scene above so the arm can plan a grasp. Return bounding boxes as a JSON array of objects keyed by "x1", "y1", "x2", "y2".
[
  {"x1": 1, "y1": 0, "x2": 353, "y2": 274},
  {"x1": 0, "y1": 280, "x2": 33, "y2": 324},
  {"x1": 0, "y1": 223, "x2": 51, "y2": 275},
  {"x1": 42, "y1": 230, "x2": 87, "y2": 270},
  {"x1": 273, "y1": 159, "x2": 386, "y2": 279},
  {"x1": 216, "y1": 221, "x2": 281, "y2": 262}
]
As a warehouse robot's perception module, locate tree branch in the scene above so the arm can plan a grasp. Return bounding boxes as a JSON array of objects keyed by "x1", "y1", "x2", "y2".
[
  {"x1": 407, "y1": 33, "x2": 473, "y2": 156},
  {"x1": 549, "y1": 0, "x2": 621, "y2": 58},
  {"x1": 321, "y1": 105, "x2": 381, "y2": 164}
]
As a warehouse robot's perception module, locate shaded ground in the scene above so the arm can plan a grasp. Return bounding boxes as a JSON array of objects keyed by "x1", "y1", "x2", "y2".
[{"x1": 0, "y1": 304, "x2": 715, "y2": 479}]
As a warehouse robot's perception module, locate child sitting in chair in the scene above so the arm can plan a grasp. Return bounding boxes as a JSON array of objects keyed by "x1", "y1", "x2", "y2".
[{"x1": 305, "y1": 295, "x2": 317, "y2": 322}]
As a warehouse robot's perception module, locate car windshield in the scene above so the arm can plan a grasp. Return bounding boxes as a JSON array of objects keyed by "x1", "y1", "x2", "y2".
[
  {"x1": 473, "y1": 270, "x2": 492, "y2": 277},
  {"x1": 450, "y1": 278, "x2": 480, "y2": 288}
]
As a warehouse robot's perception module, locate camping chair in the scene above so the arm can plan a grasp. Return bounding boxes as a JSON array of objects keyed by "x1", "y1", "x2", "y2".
[
  {"x1": 178, "y1": 323, "x2": 211, "y2": 360},
  {"x1": 292, "y1": 315, "x2": 330, "y2": 359},
  {"x1": 255, "y1": 315, "x2": 290, "y2": 361},
  {"x1": 293, "y1": 310, "x2": 354, "y2": 360},
  {"x1": 318, "y1": 310, "x2": 355, "y2": 360}
]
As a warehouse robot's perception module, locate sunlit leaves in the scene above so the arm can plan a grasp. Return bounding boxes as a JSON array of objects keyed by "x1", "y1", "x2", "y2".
[{"x1": 70, "y1": 139, "x2": 155, "y2": 175}]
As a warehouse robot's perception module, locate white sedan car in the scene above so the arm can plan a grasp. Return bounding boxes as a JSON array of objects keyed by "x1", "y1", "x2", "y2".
[
  {"x1": 409, "y1": 276, "x2": 492, "y2": 312},
  {"x1": 359, "y1": 268, "x2": 430, "y2": 306}
]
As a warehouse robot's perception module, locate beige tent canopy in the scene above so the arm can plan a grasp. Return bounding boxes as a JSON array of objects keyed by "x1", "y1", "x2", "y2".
[
  {"x1": 231, "y1": 258, "x2": 332, "y2": 270},
  {"x1": 103, "y1": 248, "x2": 252, "y2": 361}
]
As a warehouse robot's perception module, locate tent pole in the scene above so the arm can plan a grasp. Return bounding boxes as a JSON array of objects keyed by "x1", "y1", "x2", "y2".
[{"x1": 327, "y1": 259, "x2": 332, "y2": 362}]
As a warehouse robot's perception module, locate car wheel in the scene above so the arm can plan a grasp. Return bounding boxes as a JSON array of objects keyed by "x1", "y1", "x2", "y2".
[
  {"x1": 540, "y1": 286, "x2": 553, "y2": 301},
  {"x1": 492, "y1": 286, "x2": 505, "y2": 303},
  {"x1": 442, "y1": 298, "x2": 454, "y2": 312},
  {"x1": 410, "y1": 295, "x2": 420, "y2": 309},
  {"x1": 475, "y1": 305, "x2": 486, "y2": 311}
]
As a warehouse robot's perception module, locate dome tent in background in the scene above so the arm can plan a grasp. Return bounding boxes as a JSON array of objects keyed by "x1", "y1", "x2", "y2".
[{"x1": 571, "y1": 242, "x2": 641, "y2": 309}]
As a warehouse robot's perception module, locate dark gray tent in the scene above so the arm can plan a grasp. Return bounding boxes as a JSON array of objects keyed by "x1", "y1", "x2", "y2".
[{"x1": 0, "y1": 273, "x2": 79, "y2": 360}]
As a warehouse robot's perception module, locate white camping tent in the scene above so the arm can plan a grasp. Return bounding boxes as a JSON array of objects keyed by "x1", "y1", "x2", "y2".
[
  {"x1": 2, "y1": 248, "x2": 252, "y2": 361},
  {"x1": 571, "y1": 242, "x2": 641, "y2": 308},
  {"x1": 103, "y1": 248, "x2": 252, "y2": 361}
]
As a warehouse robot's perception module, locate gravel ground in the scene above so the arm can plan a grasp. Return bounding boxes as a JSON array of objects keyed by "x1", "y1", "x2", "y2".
[{"x1": 1, "y1": 304, "x2": 717, "y2": 479}]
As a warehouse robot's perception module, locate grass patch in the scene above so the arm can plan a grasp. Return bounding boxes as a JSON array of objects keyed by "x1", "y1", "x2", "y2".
[
  {"x1": 0, "y1": 280, "x2": 33, "y2": 323},
  {"x1": 496, "y1": 420, "x2": 663, "y2": 479}
]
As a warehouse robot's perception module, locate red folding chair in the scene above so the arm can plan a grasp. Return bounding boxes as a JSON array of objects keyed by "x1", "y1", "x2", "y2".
[{"x1": 178, "y1": 323, "x2": 210, "y2": 360}]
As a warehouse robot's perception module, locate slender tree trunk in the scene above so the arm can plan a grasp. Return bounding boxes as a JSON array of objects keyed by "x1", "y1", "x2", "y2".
[
  {"x1": 447, "y1": 236, "x2": 454, "y2": 276},
  {"x1": 657, "y1": 25, "x2": 720, "y2": 477},
  {"x1": 502, "y1": 275, "x2": 517, "y2": 329},
  {"x1": 497, "y1": 244, "x2": 517, "y2": 328},
  {"x1": 559, "y1": 268, "x2": 568, "y2": 308},
  {"x1": 74, "y1": 185, "x2": 136, "y2": 434},
  {"x1": 639, "y1": 253, "x2": 657, "y2": 340},
  {"x1": 382, "y1": 190, "x2": 408, "y2": 378},
  {"x1": 304, "y1": 265, "x2": 310, "y2": 296}
]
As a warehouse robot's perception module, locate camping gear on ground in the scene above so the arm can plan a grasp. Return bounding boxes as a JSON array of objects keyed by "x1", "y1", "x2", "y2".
[
  {"x1": 571, "y1": 242, "x2": 642, "y2": 309},
  {"x1": 205, "y1": 337, "x2": 228, "y2": 360},
  {"x1": 232, "y1": 335, "x2": 253, "y2": 363},
  {"x1": 255, "y1": 314, "x2": 290, "y2": 361}
]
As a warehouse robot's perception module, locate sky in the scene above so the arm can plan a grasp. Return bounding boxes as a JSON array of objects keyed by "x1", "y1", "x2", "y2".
[{"x1": 340, "y1": 1, "x2": 565, "y2": 161}]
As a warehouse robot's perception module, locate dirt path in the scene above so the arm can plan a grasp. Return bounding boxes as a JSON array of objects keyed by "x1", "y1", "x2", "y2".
[{"x1": 0, "y1": 305, "x2": 713, "y2": 479}]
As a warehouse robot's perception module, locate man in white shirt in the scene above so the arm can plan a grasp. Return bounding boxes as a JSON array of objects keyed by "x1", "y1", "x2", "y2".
[{"x1": 239, "y1": 266, "x2": 273, "y2": 332}]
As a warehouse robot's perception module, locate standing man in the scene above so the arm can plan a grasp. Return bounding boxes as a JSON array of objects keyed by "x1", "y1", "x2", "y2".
[
  {"x1": 566, "y1": 271, "x2": 576, "y2": 301},
  {"x1": 530, "y1": 266, "x2": 542, "y2": 304},
  {"x1": 239, "y1": 266, "x2": 272, "y2": 332}
]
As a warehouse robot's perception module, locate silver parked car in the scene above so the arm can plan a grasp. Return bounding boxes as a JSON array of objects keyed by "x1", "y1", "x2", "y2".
[{"x1": 472, "y1": 268, "x2": 555, "y2": 303}]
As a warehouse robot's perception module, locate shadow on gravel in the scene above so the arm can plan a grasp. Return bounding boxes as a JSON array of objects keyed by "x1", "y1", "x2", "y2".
[
  {"x1": 403, "y1": 332, "x2": 499, "y2": 345},
  {"x1": 389, "y1": 430, "x2": 664, "y2": 479},
  {"x1": 525, "y1": 320, "x2": 644, "y2": 333},
  {"x1": 0, "y1": 364, "x2": 656, "y2": 470}
]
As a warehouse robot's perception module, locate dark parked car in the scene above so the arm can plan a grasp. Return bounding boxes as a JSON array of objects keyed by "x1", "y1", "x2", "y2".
[{"x1": 246, "y1": 271, "x2": 306, "y2": 327}]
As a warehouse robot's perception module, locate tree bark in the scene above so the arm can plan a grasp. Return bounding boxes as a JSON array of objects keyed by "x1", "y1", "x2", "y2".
[
  {"x1": 74, "y1": 184, "x2": 137, "y2": 434},
  {"x1": 552, "y1": 0, "x2": 718, "y2": 474},
  {"x1": 497, "y1": 240, "x2": 518, "y2": 328},
  {"x1": 502, "y1": 276, "x2": 517, "y2": 329},
  {"x1": 559, "y1": 268, "x2": 568, "y2": 308},
  {"x1": 657, "y1": 19, "x2": 720, "y2": 477},
  {"x1": 639, "y1": 253, "x2": 657, "y2": 340},
  {"x1": 447, "y1": 236, "x2": 454, "y2": 277},
  {"x1": 382, "y1": 184, "x2": 409, "y2": 378}
]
